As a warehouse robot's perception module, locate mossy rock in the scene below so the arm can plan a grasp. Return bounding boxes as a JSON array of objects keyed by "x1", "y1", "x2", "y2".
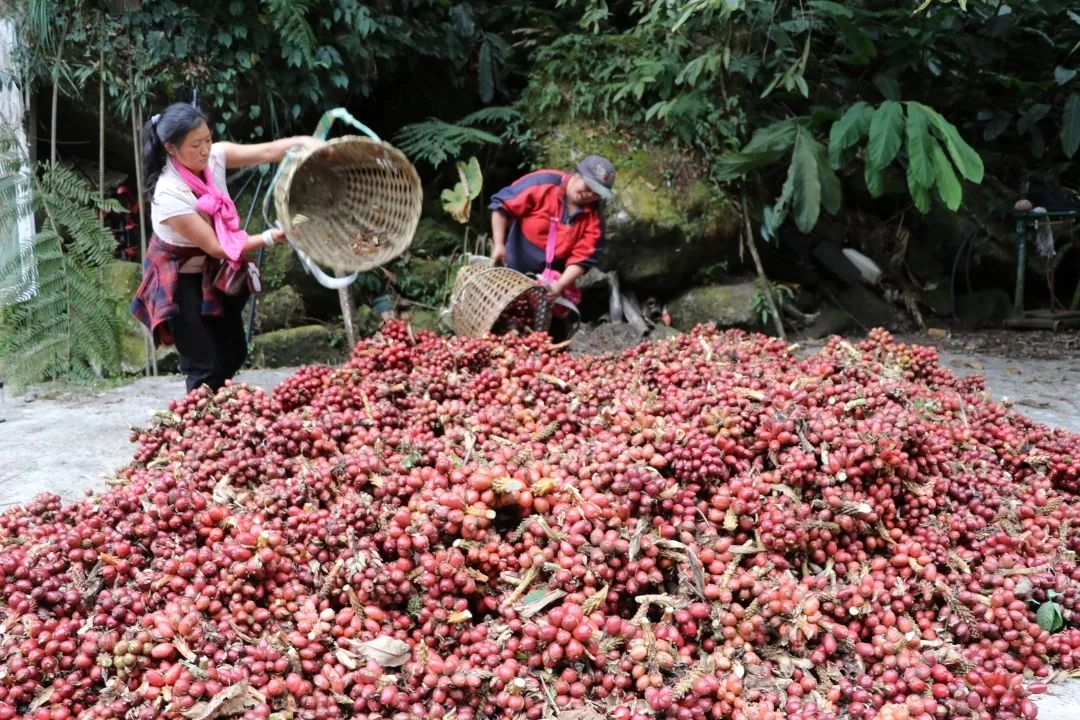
[
  {"x1": 531, "y1": 122, "x2": 740, "y2": 293},
  {"x1": 254, "y1": 286, "x2": 306, "y2": 333},
  {"x1": 404, "y1": 308, "x2": 444, "y2": 334},
  {"x1": 667, "y1": 282, "x2": 758, "y2": 330},
  {"x1": 103, "y1": 260, "x2": 178, "y2": 374},
  {"x1": 250, "y1": 324, "x2": 346, "y2": 368}
]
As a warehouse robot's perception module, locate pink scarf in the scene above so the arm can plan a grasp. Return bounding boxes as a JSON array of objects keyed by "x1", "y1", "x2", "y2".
[{"x1": 169, "y1": 156, "x2": 247, "y2": 268}]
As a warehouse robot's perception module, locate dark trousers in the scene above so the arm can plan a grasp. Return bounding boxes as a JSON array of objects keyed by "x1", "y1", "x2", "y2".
[{"x1": 166, "y1": 273, "x2": 249, "y2": 393}]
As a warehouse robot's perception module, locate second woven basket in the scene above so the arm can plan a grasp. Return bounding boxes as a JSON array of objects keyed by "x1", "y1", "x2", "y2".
[{"x1": 450, "y1": 265, "x2": 552, "y2": 338}]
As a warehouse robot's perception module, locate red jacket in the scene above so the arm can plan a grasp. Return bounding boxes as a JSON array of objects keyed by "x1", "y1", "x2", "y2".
[{"x1": 488, "y1": 170, "x2": 606, "y2": 271}]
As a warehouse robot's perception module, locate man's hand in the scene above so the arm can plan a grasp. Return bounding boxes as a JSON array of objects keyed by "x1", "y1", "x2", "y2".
[{"x1": 490, "y1": 243, "x2": 507, "y2": 266}]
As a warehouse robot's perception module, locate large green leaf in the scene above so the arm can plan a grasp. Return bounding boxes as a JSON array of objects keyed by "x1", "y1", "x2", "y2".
[
  {"x1": 743, "y1": 118, "x2": 802, "y2": 154},
  {"x1": 811, "y1": 139, "x2": 842, "y2": 215},
  {"x1": 867, "y1": 100, "x2": 905, "y2": 170},
  {"x1": 713, "y1": 150, "x2": 787, "y2": 181},
  {"x1": 1062, "y1": 93, "x2": 1080, "y2": 158},
  {"x1": 460, "y1": 157, "x2": 483, "y2": 201},
  {"x1": 905, "y1": 103, "x2": 935, "y2": 190},
  {"x1": 929, "y1": 139, "x2": 962, "y2": 211},
  {"x1": 864, "y1": 163, "x2": 886, "y2": 198},
  {"x1": 828, "y1": 102, "x2": 874, "y2": 168},
  {"x1": 916, "y1": 103, "x2": 984, "y2": 183},
  {"x1": 791, "y1": 132, "x2": 821, "y2": 233},
  {"x1": 909, "y1": 180, "x2": 932, "y2": 214}
]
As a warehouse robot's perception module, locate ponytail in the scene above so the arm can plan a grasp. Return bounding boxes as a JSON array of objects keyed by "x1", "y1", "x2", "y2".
[{"x1": 141, "y1": 102, "x2": 208, "y2": 197}]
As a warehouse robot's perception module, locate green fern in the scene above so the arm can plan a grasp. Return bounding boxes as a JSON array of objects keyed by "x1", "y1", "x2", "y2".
[
  {"x1": 0, "y1": 150, "x2": 126, "y2": 388},
  {"x1": 393, "y1": 107, "x2": 522, "y2": 168}
]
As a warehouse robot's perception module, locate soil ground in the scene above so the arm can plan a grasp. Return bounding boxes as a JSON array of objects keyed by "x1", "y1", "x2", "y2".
[{"x1": 0, "y1": 327, "x2": 1076, "y2": 715}]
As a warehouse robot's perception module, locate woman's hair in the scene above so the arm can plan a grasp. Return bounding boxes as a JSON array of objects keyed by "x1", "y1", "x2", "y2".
[{"x1": 141, "y1": 102, "x2": 209, "y2": 196}]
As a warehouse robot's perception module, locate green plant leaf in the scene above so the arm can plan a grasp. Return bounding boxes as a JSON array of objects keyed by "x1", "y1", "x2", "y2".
[
  {"x1": 929, "y1": 139, "x2": 962, "y2": 211},
  {"x1": 905, "y1": 103, "x2": 935, "y2": 191},
  {"x1": 828, "y1": 101, "x2": 874, "y2": 168},
  {"x1": 441, "y1": 185, "x2": 468, "y2": 224},
  {"x1": 909, "y1": 180, "x2": 932, "y2": 214},
  {"x1": 1062, "y1": 93, "x2": 1080, "y2": 158},
  {"x1": 867, "y1": 100, "x2": 905, "y2": 169},
  {"x1": 743, "y1": 119, "x2": 801, "y2": 154},
  {"x1": 791, "y1": 131, "x2": 821, "y2": 233},
  {"x1": 1036, "y1": 601, "x2": 1064, "y2": 633},
  {"x1": 811, "y1": 138, "x2": 842, "y2": 215},
  {"x1": 713, "y1": 150, "x2": 787, "y2": 181},
  {"x1": 461, "y1": 157, "x2": 483, "y2": 200},
  {"x1": 865, "y1": 164, "x2": 886, "y2": 198},
  {"x1": 916, "y1": 103, "x2": 984, "y2": 183}
]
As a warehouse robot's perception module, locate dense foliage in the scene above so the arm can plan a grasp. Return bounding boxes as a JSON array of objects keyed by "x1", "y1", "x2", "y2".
[
  {"x1": 528, "y1": 1, "x2": 1078, "y2": 232},
  {"x1": 0, "y1": 135, "x2": 125, "y2": 385}
]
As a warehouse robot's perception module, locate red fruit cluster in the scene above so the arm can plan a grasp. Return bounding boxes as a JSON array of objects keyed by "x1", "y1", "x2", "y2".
[{"x1": 0, "y1": 322, "x2": 1076, "y2": 720}]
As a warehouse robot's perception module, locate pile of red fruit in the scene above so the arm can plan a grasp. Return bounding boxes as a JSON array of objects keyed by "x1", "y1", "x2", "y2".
[{"x1": 0, "y1": 322, "x2": 1077, "y2": 720}]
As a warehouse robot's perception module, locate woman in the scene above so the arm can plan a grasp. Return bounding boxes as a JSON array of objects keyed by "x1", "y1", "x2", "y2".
[
  {"x1": 488, "y1": 155, "x2": 615, "y2": 341},
  {"x1": 131, "y1": 102, "x2": 322, "y2": 393}
]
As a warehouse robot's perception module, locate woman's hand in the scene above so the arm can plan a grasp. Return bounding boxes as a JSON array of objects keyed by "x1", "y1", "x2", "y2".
[
  {"x1": 291, "y1": 136, "x2": 324, "y2": 153},
  {"x1": 490, "y1": 243, "x2": 507, "y2": 266},
  {"x1": 267, "y1": 228, "x2": 287, "y2": 245}
]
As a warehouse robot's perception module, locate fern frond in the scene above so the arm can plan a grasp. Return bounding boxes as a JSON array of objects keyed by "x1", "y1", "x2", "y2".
[
  {"x1": 393, "y1": 119, "x2": 502, "y2": 168},
  {"x1": 457, "y1": 106, "x2": 524, "y2": 126},
  {"x1": 2, "y1": 162, "x2": 125, "y2": 388}
]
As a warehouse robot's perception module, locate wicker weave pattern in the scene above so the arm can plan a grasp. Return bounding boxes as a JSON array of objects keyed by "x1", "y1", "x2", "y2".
[
  {"x1": 450, "y1": 265, "x2": 552, "y2": 338},
  {"x1": 274, "y1": 136, "x2": 422, "y2": 272}
]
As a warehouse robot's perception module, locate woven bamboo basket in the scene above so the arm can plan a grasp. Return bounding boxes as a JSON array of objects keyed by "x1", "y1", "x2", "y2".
[
  {"x1": 273, "y1": 136, "x2": 423, "y2": 273},
  {"x1": 450, "y1": 265, "x2": 552, "y2": 338}
]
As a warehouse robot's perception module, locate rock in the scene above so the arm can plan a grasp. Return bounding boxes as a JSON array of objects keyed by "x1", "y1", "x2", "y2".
[
  {"x1": 530, "y1": 122, "x2": 740, "y2": 293},
  {"x1": 799, "y1": 307, "x2": 854, "y2": 340},
  {"x1": 666, "y1": 282, "x2": 758, "y2": 330},
  {"x1": 412, "y1": 218, "x2": 462, "y2": 257},
  {"x1": 648, "y1": 325, "x2": 682, "y2": 342},
  {"x1": 833, "y1": 284, "x2": 900, "y2": 330},
  {"x1": 254, "y1": 286, "x2": 305, "y2": 333},
  {"x1": 250, "y1": 325, "x2": 346, "y2": 368}
]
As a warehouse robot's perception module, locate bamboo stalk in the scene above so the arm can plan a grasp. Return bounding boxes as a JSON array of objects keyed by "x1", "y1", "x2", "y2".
[
  {"x1": 98, "y1": 45, "x2": 104, "y2": 207},
  {"x1": 130, "y1": 96, "x2": 155, "y2": 376},
  {"x1": 740, "y1": 192, "x2": 786, "y2": 340}
]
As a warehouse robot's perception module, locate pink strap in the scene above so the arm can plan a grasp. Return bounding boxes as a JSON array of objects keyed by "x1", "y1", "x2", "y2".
[
  {"x1": 545, "y1": 214, "x2": 558, "y2": 266},
  {"x1": 169, "y1": 156, "x2": 248, "y2": 268}
]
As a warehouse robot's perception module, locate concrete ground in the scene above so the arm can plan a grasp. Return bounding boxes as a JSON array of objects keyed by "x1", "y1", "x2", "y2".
[{"x1": 0, "y1": 348, "x2": 1077, "y2": 717}]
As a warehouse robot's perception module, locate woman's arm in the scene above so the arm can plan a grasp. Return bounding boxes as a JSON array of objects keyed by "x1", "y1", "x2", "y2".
[
  {"x1": 162, "y1": 215, "x2": 285, "y2": 259},
  {"x1": 490, "y1": 211, "x2": 510, "y2": 265},
  {"x1": 218, "y1": 136, "x2": 323, "y2": 169},
  {"x1": 548, "y1": 264, "x2": 586, "y2": 299}
]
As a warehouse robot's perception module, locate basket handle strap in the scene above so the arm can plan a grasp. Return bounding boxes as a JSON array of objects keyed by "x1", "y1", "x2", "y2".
[
  {"x1": 295, "y1": 247, "x2": 360, "y2": 289},
  {"x1": 313, "y1": 108, "x2": 380, "y2": 142}
]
